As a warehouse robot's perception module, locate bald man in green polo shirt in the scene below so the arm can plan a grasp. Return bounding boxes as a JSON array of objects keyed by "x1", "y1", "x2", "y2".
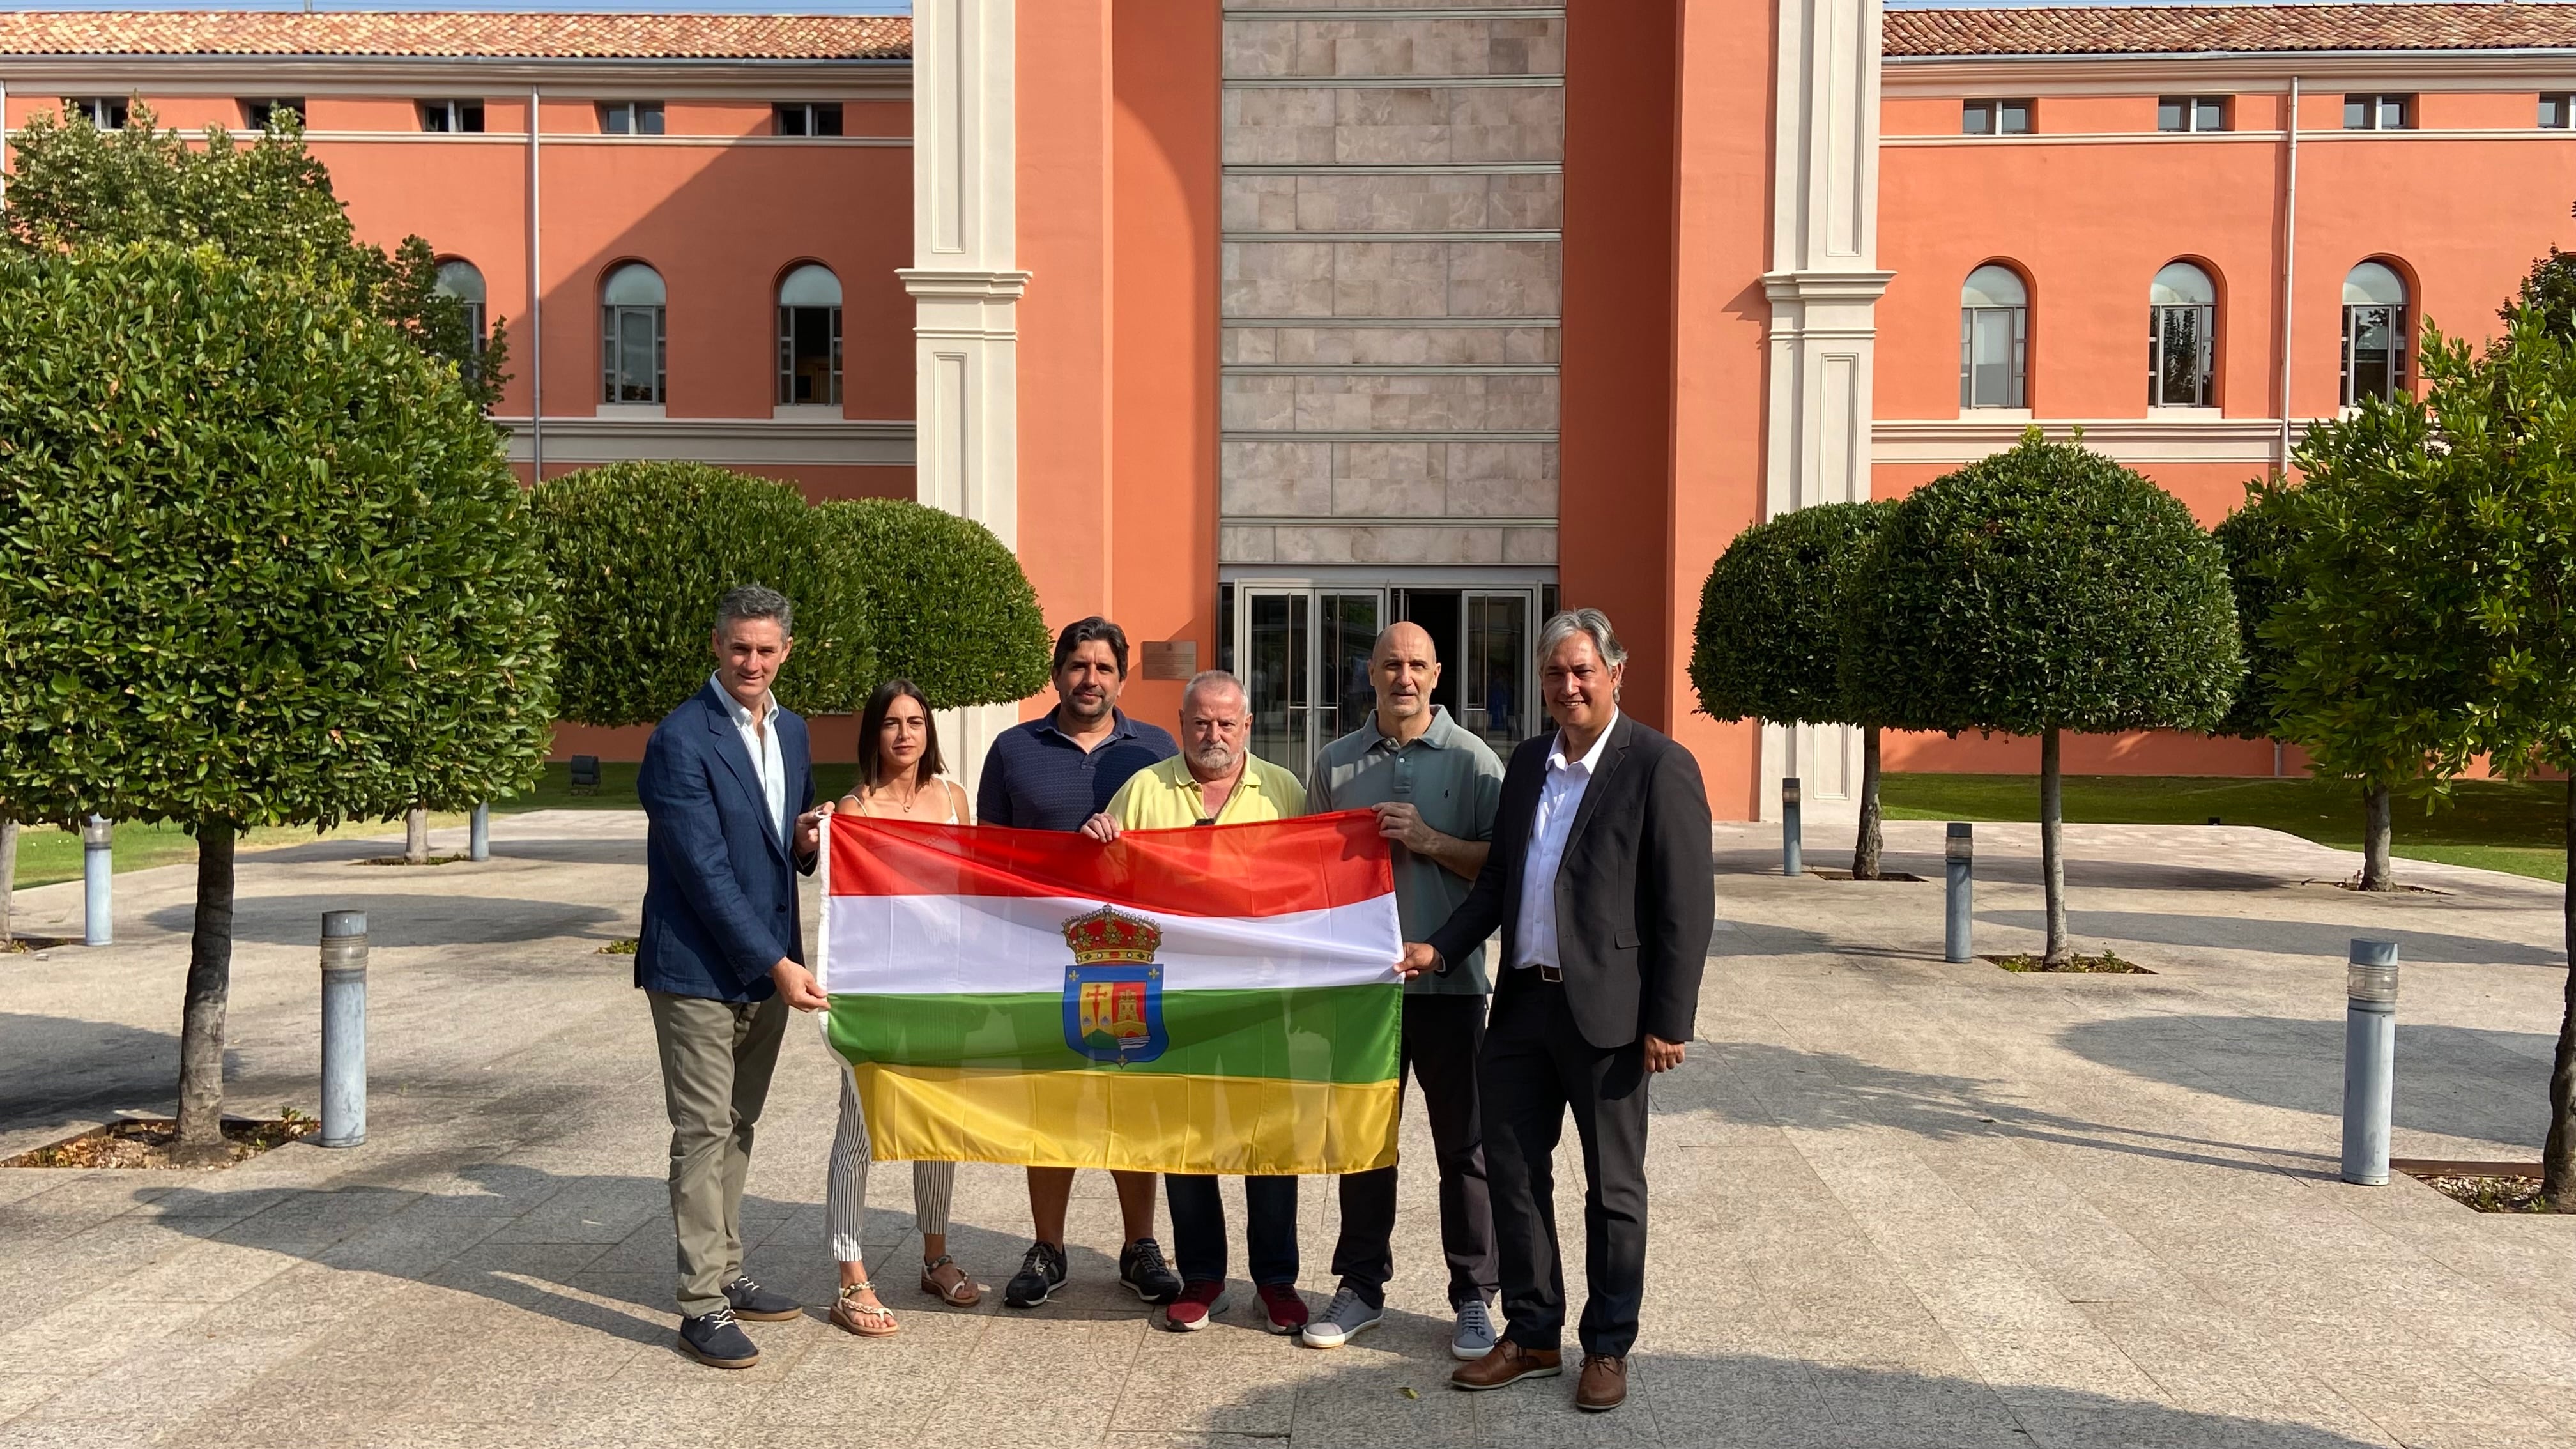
[{"x1": 1298, "y1": 620, "x2": 1506, "y2": 1359}]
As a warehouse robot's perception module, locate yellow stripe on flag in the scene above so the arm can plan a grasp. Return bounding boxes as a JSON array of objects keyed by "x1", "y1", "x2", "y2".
[{"x1": 854, "y1": 1062, "x2": 1399, "y2": 1176}]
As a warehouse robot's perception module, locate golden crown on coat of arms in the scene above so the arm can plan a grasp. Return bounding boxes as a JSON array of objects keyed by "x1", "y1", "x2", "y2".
[{"x1": 1061, "y1": 905, "x2": 1162, "y2": 965}]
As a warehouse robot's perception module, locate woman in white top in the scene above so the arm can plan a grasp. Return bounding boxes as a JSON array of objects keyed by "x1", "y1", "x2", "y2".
[{"x1": 823, "y1": 679, "x2": 976, "y2": 1336}]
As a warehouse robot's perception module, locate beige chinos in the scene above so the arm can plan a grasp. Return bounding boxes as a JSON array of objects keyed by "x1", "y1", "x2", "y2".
[{"x1": 650, "y1": 990, "x2": 790, "y2": 1317}]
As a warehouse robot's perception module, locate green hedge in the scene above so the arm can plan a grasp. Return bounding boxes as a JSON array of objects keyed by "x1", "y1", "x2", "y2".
[
  {"x1": 1841, "y1": 434, "x2": 2241, "y2": 736},
  {"x1": 533, "y1": 462, "x2": 868, "y2": 726},
  {"x1": 816, "y1": 499, "x2": 1050, "y2": 709},
  {"x1": 1691, "y1": 500, "x2": 1894, "y2": 726},
  {"x1": 2211, "y1": 482, "x2": 2304, "y2": 740},
  {"x1": 0, "y1": 241, "x2": 556, "y2": 827}
]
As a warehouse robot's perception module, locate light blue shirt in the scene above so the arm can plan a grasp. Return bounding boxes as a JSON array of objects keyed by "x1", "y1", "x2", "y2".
[
  {"x1": 1512, "y1": 711, "x2": 1616, "y2": 972},
  {"x1": 714, "y1": 675, "x2": 788, "y2": 844}
]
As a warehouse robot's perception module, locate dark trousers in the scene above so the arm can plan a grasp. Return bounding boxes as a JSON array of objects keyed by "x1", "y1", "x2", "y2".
[
  {"x1": 1480, "y1": 970, "x2": 1651, "y2": 1356},
  {"x1": 1331, "y1": 993, "x2": 1498, "y2": 1310},
  {"x1": 1167, "y1": 1173, "x2": 1298, "y2": 1287}
]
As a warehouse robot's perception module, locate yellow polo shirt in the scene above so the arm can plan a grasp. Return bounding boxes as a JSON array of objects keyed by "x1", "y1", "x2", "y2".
[{"x1": 1106, "y1": 751, "x2": 1307, "y2": 828}]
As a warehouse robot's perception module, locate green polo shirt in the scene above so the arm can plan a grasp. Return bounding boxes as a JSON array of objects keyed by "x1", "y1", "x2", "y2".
[{"x1": 1307, "y1": 705, "x2": 1505, "y2": 995}]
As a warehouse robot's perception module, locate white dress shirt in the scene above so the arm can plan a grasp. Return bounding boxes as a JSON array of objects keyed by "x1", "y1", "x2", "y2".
[
  {"x1": 1511, "y1": 712, "x2": 1617, "y2": 972},
  {"x1": 715, "y1": 675, "x2": 788, "y2": 845}
]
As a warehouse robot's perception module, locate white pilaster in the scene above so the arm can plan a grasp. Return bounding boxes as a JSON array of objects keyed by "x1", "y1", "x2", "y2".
[
  {"x1": 1759, "y1": 0, "x2": 1890, "y2": 824},
  {"x1": 900, "y1": 0, "x2": 1029, "y2": 797}
]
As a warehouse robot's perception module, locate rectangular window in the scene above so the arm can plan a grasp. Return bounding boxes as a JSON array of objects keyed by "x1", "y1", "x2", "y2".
[
  {"x1": 602, "y1": 305, "x2": 667, "y2": 404},
  {"x1": 2543, "y1": 94, "x2": 2575, "y2": 129},
  {"x1": 2150, "y1": 304, "x2": 2215, "y2": 407},
  {"x1": 2158, "y1": 95, "x2": 2230, "y2": 132},
  {"x1": 240, "y1": 98, "x2": 305, "y2": 130},
  {"x1": 777, "y1": 304, "x2": 843, "y2": 406},
  {"x1": 64, "y1": 97, "x2": 126, "y2": 129},
  {"x1": 1962, "y1": 98, "x2": 2035, "y2": 135},
  {"x1": 2343, "y1": 303, "x2": 2409, "y2": 405},
  {"x1": 418, "y1": 100, "x2": 485, "y2": 134},
  {"x1": 773, "y1": 102, "x2": 844, "y2": 137},
  {"x1": 1960, "y1": 306, "x2": 2028, "y2": 409},
  {"x1": 597, "y1": 101, "x2": 666, "y2": 136},
  {"x1": 2343, "y1": 93, "x2": 2413, "y2": 130}
]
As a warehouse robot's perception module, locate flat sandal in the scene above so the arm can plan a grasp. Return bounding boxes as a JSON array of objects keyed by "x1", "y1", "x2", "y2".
[
  {"x1": 921, "y1": 1254, "x2": 981, "y2": 1307},
  {"x1": 831, "y1": 1281, "x2": 900, "y2": 1338}
]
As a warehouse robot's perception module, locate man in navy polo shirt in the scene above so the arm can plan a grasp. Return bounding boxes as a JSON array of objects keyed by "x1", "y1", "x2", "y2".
[{"x1": 977, "y1": 616, "x2": 1184, "y2": 1311}]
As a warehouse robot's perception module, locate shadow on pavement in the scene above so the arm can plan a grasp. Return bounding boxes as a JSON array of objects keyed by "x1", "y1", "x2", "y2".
[
  {"x1": 1979, "y1": 908, "x2": 2564, "y2": 967},
  {"x1": 2059, "y1": 1014, "x2": 2550, "y2": 1142},
  {"x1": 1717, "y1": 843, "x2": 2320, "y2": 896},
  {"x1": 0, "y1": 1011, "x2": 236, "y2": 1129},
  {"x1": 147, "y1": 893, "x2": 628, "y2": 948},
  {"x1": 1681, "y1": 1040, "x2": 2333, "y2": 1176},
  {"x1": 1232, "y1": 1349, "x2": 2388, "y2": 1447}
]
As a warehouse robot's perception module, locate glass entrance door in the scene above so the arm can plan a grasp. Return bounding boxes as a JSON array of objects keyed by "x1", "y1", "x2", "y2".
[{"x1": 1240, "y1": 588, "x2": 1382, "y2": 775}]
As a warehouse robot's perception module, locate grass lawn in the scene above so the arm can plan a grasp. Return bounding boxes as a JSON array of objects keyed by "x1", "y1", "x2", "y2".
[
  {"x1": 7, "y1": 760, "x2": 880, "y2": 892},
  {"x1": 1882, "y1": 772, "x2": 2570, "y2": 883}
]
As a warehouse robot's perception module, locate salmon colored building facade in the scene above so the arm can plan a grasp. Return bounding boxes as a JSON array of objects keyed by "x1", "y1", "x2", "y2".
[{"x1": 6, "y1": 4, "x2": 2575, "y2": 818}]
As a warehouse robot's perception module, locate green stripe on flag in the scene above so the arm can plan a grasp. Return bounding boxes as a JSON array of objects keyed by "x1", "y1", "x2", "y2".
[{"x1": 827, "y1": 985, "x2": 1400, "y2": 1085}]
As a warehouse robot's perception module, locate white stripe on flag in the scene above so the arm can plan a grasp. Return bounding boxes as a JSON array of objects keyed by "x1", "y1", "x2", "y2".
[{"x1": 818, "y1": 893, "x2": 1401, "y2": 997}]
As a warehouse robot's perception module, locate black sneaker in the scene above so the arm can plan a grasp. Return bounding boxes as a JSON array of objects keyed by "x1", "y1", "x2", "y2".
[
  {"x1": 1003, "y1": 1240, "x2": 1069, "y2": 1309},
  {"x1": 678, "y1": 1307, "x2": 760, "y2": 1368},
  {"x1": 1119, "y1": 1237, "x2": 1181, "y2": 1305},
  {"x1": 723, "y1": 1273, "x2": 800, "y2": 1322}
]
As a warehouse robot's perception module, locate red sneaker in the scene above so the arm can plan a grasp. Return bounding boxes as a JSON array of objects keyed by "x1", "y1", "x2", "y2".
[
  {"x1": 1164, "y1": 1280, "x2": 1230, "y2": 1331},
  {"x1": 1257, "y1": 1283, "x2": 1308, "y2": 1335}
]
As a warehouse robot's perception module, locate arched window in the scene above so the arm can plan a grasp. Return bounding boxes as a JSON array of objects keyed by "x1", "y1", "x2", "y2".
[
  {"x1": 1959, "y1": 264, "x2": 2028, "y2": 409},
  {"x1": 434, "y1": 258, "x2": 487, "y2": 362},
  {"x1": 2149, "y1": 261, "x2": 2216, "y2": 408},
  {"x1": 601, "y1": 263, "x2": 666, "y2": 405},
  {"x1": 777, "y1": 264, "x2": 842, "y2": 407},
  {"x1": 2342, "y1": 261, "x2": 2408, "y2": 406}
]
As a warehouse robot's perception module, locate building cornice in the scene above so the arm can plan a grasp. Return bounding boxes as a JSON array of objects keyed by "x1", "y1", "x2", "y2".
[
  {"x1": 898, "y1": 267, "x2": 1031, "y2": 301},
  {"x1": 1762, "y1": 269, "x2": 1897, "y2": 303},
  {"x1": 1874, "y1": 415, "x2": 2310, "y2": 466},
  {"x1": 492, "y1": 415, "x2": 914, "y2": 468},
  {"x1": 0, "y1": 55, "x2": 909, "y2": 98}
]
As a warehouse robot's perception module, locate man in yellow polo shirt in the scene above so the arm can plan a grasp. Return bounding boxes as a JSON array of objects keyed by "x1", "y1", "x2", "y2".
[{"x1": 1080, "y1": 668, "x2": 1308, "y2": 1334}]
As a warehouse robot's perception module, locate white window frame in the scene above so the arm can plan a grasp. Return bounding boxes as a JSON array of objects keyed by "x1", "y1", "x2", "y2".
[
  {"x1": 65, "y1": 96, "x2": 126, "y2": 129},
  {"x1": 597, "y1": 100, "x2": 666, "y2": 136},
  {"x1": 2343, "y1": 93, "x2": 2414, "y2": 130},
  {"x1": 418, "y1": 99, "x2": 485, "y2": 134},
  {"x1": 1962, "y1": 98, "x2": 2035, "y2": 136},
  {"x1": 773, "y1": 102, "x2": 844, "y2": 137},
  {"x1": 2157, "y1": 95, "x2": 2229, "y2": 133},
  {"x1": 2542, "y1": 93, "x2": 2575, "y2": 130},
  {"x1": 601, "y1": 265, "x2": 668, "y2": 406}
]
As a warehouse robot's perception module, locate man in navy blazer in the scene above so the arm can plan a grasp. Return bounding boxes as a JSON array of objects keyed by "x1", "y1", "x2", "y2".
[{"x1": 636, "y1": 585, "x2": 831, "y2": 1370}]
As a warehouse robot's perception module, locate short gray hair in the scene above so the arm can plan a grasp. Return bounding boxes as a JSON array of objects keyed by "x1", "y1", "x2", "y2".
[
  {"x1": 715, "y1": 585, "x2": 794, "y2": 638},
  {"x1": 1536, "y1": 608, "x2": 1626, "y2": 670},
  {"x1": 1182, "y1": 669, "x2": 1248, "y2": 713}
]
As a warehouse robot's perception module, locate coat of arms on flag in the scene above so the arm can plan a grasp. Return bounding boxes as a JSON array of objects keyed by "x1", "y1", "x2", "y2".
[
  {"x1": 816, "y1": 811, "x2": 1404, "y2": 1176},
  {"x1": 1062, "y1": 906, "x2": 1166, "y2": 1064}
]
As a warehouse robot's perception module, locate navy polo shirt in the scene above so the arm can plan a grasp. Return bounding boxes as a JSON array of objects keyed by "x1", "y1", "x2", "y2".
[{"x1": 976, "y1": 709, "x2": 1179, "y2": 831}]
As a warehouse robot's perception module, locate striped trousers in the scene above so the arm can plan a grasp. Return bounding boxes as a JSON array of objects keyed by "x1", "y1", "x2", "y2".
[{"x1": 827, "y1": 1057, "x2": 956, "y2": 1264}]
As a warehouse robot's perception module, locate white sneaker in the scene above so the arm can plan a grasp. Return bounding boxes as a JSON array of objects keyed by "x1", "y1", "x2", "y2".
[
  {"x1": 1450, "y1": 1298, "x2": 1499, "y2": 1361},
  {"x1": 1300, "y1": 1285, "x2": 1384, "y2": 1349}
]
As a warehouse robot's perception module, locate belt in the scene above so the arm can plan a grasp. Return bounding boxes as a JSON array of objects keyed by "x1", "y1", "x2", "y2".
[{"x1": 1535, "y1": 964, "x2": 1562, "y2": 983}]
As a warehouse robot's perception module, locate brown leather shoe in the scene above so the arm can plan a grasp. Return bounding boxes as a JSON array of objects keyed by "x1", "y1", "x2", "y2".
[
  {"x1": 1576, "y1": 1354, "x2": 1628, "y2": 1412},
  {"x1": 1449, "y1": 1340, "x2": 1563, "y2": 1392}
]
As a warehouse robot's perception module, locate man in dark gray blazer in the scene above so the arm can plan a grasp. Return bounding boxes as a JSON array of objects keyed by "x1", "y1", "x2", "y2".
[
  {"x1": 636, "y1": 585, "x2": 831, "y2": 1370},
  {"x1": 1401, "y1": 608, "x2": 1713, "y2": 1414}
]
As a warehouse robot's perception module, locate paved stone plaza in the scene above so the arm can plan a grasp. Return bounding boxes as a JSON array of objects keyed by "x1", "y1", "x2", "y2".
[{"x1": 1, "y1": 809, "x2": 2570, "y2": 1448}]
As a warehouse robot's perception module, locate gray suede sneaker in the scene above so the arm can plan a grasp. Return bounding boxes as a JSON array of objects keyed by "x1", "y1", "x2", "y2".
[
  {"x1": 1450, "y1": 1298, "x2": 1499, "y2": 1361},
  {"x1": 1300, "y1": 1285, "x2": 1384, "y2": 1349}
]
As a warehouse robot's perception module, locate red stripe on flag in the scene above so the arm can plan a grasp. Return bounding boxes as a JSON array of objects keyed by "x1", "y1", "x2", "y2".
[{"x1": 827, "y1": 811, "x2": 1393, "y2": 917}]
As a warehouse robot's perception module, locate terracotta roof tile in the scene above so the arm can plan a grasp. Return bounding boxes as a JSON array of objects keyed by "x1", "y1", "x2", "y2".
[
  {"x1": 0, "y1": 10, "x2": 911, "y2": 61},
  {"x1": 1885, "y1": 3, "x2": 2576, "y2": 57}
]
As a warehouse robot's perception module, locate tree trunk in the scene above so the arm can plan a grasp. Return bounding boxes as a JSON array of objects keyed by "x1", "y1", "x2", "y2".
[
  {"x1": 2360, "y1": 783, "x2": 2393, "y2": 891},
  {"x1": 173, "y1": 821, "x2": 236, "y2": 1165},
  {"x1": 2546, "y1": 774, "x2": 2576, "y2": 1209},
  {"x1": 404, "y1": 804, "x2": 430, "y2": 866},
  {"x1": 0, "y1": 820, "x2": 17, "y2": 948},
  {"x1": 1851, "y1": 726, "x2": 1884, "y2": 881},
  {"x1": 2041, "y1": 726, "x2": 2069, "y2": 966}
]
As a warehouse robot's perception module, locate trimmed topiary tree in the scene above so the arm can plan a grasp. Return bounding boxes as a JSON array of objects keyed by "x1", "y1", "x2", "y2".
[
  {"x1": 1691, "y1": 500, "x2": 1897, "y2": 877},
  {"x1": 2212, "y1": 480, "x2": 2305, "y2": 743},
  {"x1": 533, "y1": 462, "x2": 868, "y2": 726},
  {"x1": 0, "y1": 243, "x2": 556, "y2": 1158},
  {"x1": 1843, "y1": 433, "x2": 2241, "y2": 964},
  {"x1": 814, "y1": 499, "x2": 1050, "y2": 710}
]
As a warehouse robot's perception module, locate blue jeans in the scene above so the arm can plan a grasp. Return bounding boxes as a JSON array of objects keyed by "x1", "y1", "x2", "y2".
[{"x1": 1166, "y1": 1174, "x2": 1298, "y2": 1287}]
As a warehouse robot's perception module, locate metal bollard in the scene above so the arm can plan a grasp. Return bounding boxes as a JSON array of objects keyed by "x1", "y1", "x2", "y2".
[
  {"x1": 1781, "y1": 776, "x2": 1803, "y2": 877},
  {"x1": 1944, "y1": 822, "x2": 1974, "y2": 962},
  {"x1": 469, "y1": 803, "x2": 491, "y2": 862},
  {"x1": 319, "y1": 911, "x2": 369, "y2": 1148},
  {"x1": 2340, "y1": 939, "x2": 2398, "y2": 1185},
  {"x1": 81, "y1": 815, "x2": 111, "y2": 946}
]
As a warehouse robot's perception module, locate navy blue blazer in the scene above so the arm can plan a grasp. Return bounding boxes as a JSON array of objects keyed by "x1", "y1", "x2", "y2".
[{"x1": 634, "y1": 680, "x2": 818, "y2": 1002}]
